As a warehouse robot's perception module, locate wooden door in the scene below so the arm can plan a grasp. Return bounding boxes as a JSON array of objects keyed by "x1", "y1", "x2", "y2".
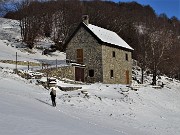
[
  {"x1": 126, "y1": 70, "x2": 130, "y2": 84},
  {"x1": 75, "y1": 67, "x2": 84, "y2": 82},
  {"x1": 77, "y1": 49, "x2": 83, "y2": 64}
]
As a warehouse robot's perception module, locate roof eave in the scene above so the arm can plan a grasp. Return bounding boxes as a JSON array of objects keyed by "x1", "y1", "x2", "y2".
[{"x1": 102, "y1": 42, "x2": 134, "y2": 52}]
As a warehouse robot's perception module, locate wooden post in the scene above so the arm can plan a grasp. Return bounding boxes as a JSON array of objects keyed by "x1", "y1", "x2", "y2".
[
  {"x1": 42, "y1": 63, "x2": 43, "y2": 69},
  {"x1": 15, "y1": 52, "x2": 17, "y2": 73},
  {"x1": 47, "y1": 65, "x2": 49, "y2": 88},
  {"x1": 56, "y1": 59, "x2": 57, "y2": 70},
  {"x1": 28, "y1": 61, "x2": 29, "y2": 70}
]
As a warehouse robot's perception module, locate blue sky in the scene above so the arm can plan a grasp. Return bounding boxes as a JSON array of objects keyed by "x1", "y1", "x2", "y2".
[{"x1": 111, "y1": 0, "x2": 180, "y2": 19}]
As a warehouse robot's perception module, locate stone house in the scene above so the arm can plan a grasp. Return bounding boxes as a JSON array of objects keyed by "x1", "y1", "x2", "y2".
[{"x1": 65, "y1": 16, "x2": 133, "y2": 84}]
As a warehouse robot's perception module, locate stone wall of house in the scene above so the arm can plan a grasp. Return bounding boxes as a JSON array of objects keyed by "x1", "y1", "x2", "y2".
[
  {"x1": 56, "y1": 65, "x2": 75, "y2": 80},
  {"x1": 66, "y1": 26, "x2": 103, "y2": 83},
  {"x1": 102, "y1": 45, "x2": 132, "y2": 84}
]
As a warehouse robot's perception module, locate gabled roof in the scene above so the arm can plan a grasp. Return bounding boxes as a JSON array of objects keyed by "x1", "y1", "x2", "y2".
[
  {"x1": 65, "y1": 22, "x2": 133, "y2": 51},
  {"x1": 83, "y1": 22, "x2": 133, "y2": 51}
]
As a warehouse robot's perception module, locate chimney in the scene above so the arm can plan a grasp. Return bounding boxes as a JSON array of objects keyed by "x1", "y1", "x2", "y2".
[{"x1": 82, "y1": 15, "x2": 89, "y2": 25}]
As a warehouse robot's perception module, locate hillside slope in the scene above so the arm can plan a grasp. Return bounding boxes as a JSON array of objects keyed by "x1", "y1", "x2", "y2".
[
  {"x1": 0, "y1": 18, "x2": 180, "y2": 135},
  {"x1": 0, "y1": 70, "x2": 124, "y2": 135}
]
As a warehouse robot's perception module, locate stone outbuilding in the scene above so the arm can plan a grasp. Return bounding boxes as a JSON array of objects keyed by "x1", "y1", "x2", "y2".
[{"x1": 65, "y1": 15, "x2": 133, "y2": 84}]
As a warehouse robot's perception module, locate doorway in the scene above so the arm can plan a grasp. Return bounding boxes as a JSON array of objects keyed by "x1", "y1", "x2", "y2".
[
  {"x1": 75, "y1": 67, "x2": 84, "y2": 82},
  {"x1": 126, "y1": 70, "x2": 130, "y2": 84}
]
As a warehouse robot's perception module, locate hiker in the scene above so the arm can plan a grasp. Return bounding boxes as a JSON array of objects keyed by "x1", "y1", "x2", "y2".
[{"x1": 50, "y1": 88, "x2": 56, "y2": 107}]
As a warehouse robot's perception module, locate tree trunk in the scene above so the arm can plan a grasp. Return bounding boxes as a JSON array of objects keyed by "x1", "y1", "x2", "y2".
[
  {"x1": 152, "y1": 65, "x2": 157, "y2": 85},
  {"x1": 141, "y1": 68, "x2": 144, "y2": 84},
  {"x1": 152, "y1": 73, "x2": 156, "y2": 85}
]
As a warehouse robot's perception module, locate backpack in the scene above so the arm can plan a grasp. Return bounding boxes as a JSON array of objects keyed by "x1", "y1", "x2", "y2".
[
  {"x1": 52, "y1": 89, "x2": 56, "y2": 96},
  {"x1": 50, "y1": 89, "x2": 56, "y2": 96}
]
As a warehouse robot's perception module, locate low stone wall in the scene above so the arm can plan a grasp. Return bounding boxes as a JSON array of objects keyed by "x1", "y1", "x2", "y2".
[
  {"x1": 56, "y1": 65, "x2": 75, "y2": 80},
  {"x1": 59, "y1": 86, "x2": 82, "y2": 91},
  {"x1": 40, "y1": 65, "x2": 75, "y2": 80}
]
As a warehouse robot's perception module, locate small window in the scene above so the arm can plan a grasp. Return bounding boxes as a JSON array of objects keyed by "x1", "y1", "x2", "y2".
[
  {"x1": 110, "y1": 70, "x2": 114, "y2": 78},
  {"x1": 125, "y1": 53, "x2": 128, "y2": 61},
  {"x1": 89, "y1": 69, "x2": 94, "y2": 77},
  {"x1": 112, "y1": 51, "x2": 115, "y2": 57}
]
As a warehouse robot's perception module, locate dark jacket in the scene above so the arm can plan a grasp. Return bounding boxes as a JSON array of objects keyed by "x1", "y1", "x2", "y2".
[{"x1": 50, "y1": 89, "x2": 56, "y2": 97}]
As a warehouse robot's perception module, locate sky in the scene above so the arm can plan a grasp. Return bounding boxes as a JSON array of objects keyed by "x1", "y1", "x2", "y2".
[{"x1": 112, "y1": 0, "x2": 180, "y2": 19}]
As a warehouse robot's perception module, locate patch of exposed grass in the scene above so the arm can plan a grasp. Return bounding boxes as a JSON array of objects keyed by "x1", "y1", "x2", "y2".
[
  {"x1": 23, "y1": 48, "x2": 36, "y2": 54},
  {"x1": 0, "y1": 60, "x2": 41, "y2": 66}
]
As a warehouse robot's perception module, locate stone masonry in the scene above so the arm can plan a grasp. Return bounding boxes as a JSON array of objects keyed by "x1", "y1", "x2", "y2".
[
  {"x1": 66, "y1": 23, "x2": 132, "y2": 84},
  {"x1": 102, "y1": 45, "x2": 132, "y2": 84},
  {"x1": 66, "y1": 26, "x2": 103, "y2": 83}
]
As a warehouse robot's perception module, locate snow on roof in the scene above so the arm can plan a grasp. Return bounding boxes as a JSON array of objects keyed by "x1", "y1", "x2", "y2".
[{"x1": 84, "y1": 23, "x2": 133, "y2": 50}]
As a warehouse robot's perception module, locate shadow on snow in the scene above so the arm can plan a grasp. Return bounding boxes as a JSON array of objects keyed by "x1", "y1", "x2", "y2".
[{"x1": 35, "y1": 98, "x2": 52, "y2": 107}]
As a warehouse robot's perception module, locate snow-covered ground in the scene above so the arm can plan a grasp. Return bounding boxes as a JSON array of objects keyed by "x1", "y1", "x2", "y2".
[{"x1": 0, "y1": 18, "x2": 180, "y2": 135}]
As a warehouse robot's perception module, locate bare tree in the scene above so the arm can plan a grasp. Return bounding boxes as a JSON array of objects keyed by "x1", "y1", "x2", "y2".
[
  {"x1": 136, "y1": 30, "x2": 151, "y2": 83},
  {"x1": 16, "y1": 0, "x2": 43, "y2": 48},
  {"x1": 148, "y1": 26, "x2": 174, "y2": 85},
  {"x1": 51, "y1": 10, "x2": 70, "y2": 50}
]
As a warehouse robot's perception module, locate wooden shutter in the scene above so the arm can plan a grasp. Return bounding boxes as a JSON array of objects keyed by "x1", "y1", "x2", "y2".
[
  {"x1": 77, "y1": 49, "x2": 83, "y2": 64},
  {"x1": 126, "y1": 70, "x2": 130, "y2": 84}
]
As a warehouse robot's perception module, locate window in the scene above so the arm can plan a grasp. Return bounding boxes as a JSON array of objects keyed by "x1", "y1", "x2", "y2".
[
  {"x1": 125, "y1": 53, "x2": 128, "y2": 61},
  {"x1": 89, "y1": 70, "x2": 94, "y2": 77},
  {"x1": 112, "y1": 51, "x2": 115, "y2": 57},
  {"x1": 110, "y1": 70, "x2": 114, "y2": 78}
]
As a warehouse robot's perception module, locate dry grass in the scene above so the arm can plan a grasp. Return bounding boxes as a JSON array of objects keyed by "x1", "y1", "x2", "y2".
[{"x1": 0, "y1": 60, "x2": 41, "y2": 66}]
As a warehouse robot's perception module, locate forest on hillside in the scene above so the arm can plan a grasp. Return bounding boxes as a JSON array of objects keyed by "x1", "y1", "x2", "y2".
[{"x1": 2, "y1": 0, "x2": 180, "y2": 83}]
